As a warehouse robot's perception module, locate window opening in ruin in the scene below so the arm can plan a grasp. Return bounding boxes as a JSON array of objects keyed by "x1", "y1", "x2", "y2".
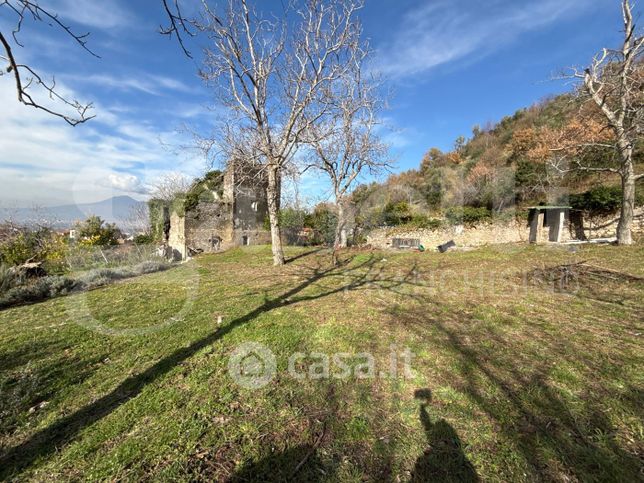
[{"x1": 163, "y1": 206, "x2": 170, "y2": 242}]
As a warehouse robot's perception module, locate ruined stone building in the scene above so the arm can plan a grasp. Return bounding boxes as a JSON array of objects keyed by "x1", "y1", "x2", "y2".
[{"x1": 155, "y1": 165, "x2": 270, "y2": 260}]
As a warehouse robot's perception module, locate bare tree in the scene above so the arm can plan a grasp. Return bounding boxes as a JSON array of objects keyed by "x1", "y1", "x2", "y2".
[
  {"x1": 305, "y1": 66, "x2": 389, "y2": 263},
  {"x1": 561, "y1": 0, "x2": 643, "y2": 245},
  {"x1": 149, "y1": 172, "x2": 193, "y2": 201},
  {"x1": 196, "y1": 0, "x2": 365, "y2": 265},
  {"x1": 123, "y1": 203, "x2": 151, "y2": 236}
]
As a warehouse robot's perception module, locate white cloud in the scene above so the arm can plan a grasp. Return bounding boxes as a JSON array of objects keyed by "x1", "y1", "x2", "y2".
[
  {"x1": 0, "y1": 81, "x2": 206, "y2": 207},
  {"x1": 46, "y1": 0, "x2": 135, "y2": 29},
  {"x1": 100, "y1": 173, "x2": 149, "y2": 194},
  {"x1": 77, "y1": 73, "x2": 191, "y2": 96},
  {"x1": 373, "y1": 0, "x2": 596, "y2": 79}
]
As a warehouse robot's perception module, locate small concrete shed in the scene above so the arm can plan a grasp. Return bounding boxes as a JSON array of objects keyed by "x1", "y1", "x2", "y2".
[{"x1": 528, "y1": 206, "x2": 571, "y2": 243}]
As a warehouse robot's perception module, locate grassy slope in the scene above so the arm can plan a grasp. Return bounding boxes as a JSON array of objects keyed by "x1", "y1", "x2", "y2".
[{"x1": 0, "y1": 244, "x2": 642, "y2": 482}]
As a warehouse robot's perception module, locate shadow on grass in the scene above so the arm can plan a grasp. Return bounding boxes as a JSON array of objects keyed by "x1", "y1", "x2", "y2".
[
  {"x1": 0, "y1": 251, "x2": 420, "y2": 479},
  {"x1": 394, "y1": 297, "x2": 642, "y2": 481},
  {"x1": 0, "y1": 341, "x2": 107, "y2": 438},
  {"x1": 284, "y1": 247, "x2": 325, "y2": 264},
  {"x1": 227, "y1": 445, "x2": 327, "y2": 482},
  {"x1": 410, "y1": 388, "x2": 478, "y2": 482}
]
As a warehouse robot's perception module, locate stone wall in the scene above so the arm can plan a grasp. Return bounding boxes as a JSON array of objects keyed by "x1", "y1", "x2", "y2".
[
  {"x1": 366, "y1": 219, "x2": 530, "y2": 251},
  {"x1": 575, "y1": 208, "x2": 644, "y2": 239},
  {"x1": 184, "y1": 201, "x2": 235, "y2": 252},
  {"x1": 233, "y1": 185, "x2": 268, "y2": 231},
  {"x1": 366, "y1": 208, "x2": 644, "y2": 251},
  {"x1": 166, "y1": 164, "x2": 271, "y2": 259},
  {"x1": 168, "y1": 211, "x2": 186, "y2": 260},
  {"x1": 231, "y1": 228, "x2": 272, "y2": 246}
]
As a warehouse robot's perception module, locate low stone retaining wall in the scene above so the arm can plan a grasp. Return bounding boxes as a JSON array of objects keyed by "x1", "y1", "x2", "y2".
[
  {"x1": 577, "y1": 208, "x2": 644, "y2": 239},
  {"x1": 366, "y1": 220, "x2": 530, "y2": 251},
  {"x1": 366, "y1": 207, "x2": 644, "y2": 251}
]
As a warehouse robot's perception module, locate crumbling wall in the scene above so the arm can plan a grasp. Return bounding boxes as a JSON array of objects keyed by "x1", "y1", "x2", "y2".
[
  {"x1": 184, "y1": 201, "x2": 234, "y2": 252},
  {"x1": 234, "y1": 186, "x2": 268, "y2": 231},
  {"x1": 229, "y1": 165, "x2": 270, "y2": 246},
  {"x1": 165, "y1": 164, "x2": 272, "y2": 259},
  {"x1": 168, "y1": 211, "x2": 186, "y2": 260}
]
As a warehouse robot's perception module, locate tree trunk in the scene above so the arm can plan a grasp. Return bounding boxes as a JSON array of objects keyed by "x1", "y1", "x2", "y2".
[
  {"x1": 267, "y1": 164, "x2": 285, "y2": 265},
  {"x1": 617, "y1": 170, "x2": 635, "y2": 246},
  {"x1": 335, "y1": 202, "x2": 348, "y2": 249},
  {"x1": 616, "y1": 142, "x2": 635, "y2": 246},
  {"x1": 332, "y1": 200, "x2": 347, "y2": 266}
]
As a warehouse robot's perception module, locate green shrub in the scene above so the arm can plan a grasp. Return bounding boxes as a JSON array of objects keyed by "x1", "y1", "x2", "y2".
[
  {"x1": 41, "y1": 233, "x2": 69, "y2": 274},
  {"x1": 0, "y1": 275, "x2": 78, "y2": 309},
  {"x1": 78, "y1": 267, "x2": 130, "y2": 288},
  {"x1": 307, "y1": 204, "x2": 337, "y2": 245},
  {"x1": 43, "y1": 276, "x2": 78, "y2": 296},
  {"x1": 133, "y1": 234, "x2": 154, "y2": 245},
  {"x1": 133, "y1": 261, "x2": 170, "y2": 274},
  {"x1": 0, "y1": 260, "x2": 170, "y2": 310},
  {"x1": 76, "y1": 216, "x2": 121, "y2": 247},
  {"x1": 0, "y1": 228, "x2": 68, "y2": 273},
  {"x1": 568, "y1": 186, "x2": 621, "y2": 215},
  {"x1": 0, "y1": 232, "x2": 34, "y2": 266},
  {"x1": 403, "y1": 215, "x2": 442, "y2": 230},
  {"x1": 568, "y1": 185, "x2": 644, "y2": 216},
  {"x1": 183, "y1": 170, "x2": 224, "y2": 213},
  {"x1": 0, "y1": 283, "x2": 49, "y2": 308},
  {"x1": 0, "y1": 264, "x2": 23, "y2": 293},
  {"x1": 148, "y1": 198, "x2": 170, "y2": 242},
  {"x1": 78, "y1": 261, "x2": 170, "y2": 290},
  {"x1": 382, "y1": 201, "x2": 413, "y2": 225},
  {"x1": 445, "y1": 206, "x2": 492, "y2": 226}
]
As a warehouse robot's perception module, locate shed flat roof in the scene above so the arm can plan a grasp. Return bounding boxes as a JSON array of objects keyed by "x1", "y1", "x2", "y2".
[{"x1": 527, "y1": 206, "x2": 571, "y2": 210}]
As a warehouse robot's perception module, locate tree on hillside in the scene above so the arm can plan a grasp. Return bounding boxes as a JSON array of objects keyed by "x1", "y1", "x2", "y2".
[
  {"x1": 304, "y1": 56, "x2": 389, "y2": 263},
  {"x1": 558, "y1": 0, "x2": 643, "y2": 244},
  {"x1": 195, "y1": 0, "x2": 366, "y2": 265}
]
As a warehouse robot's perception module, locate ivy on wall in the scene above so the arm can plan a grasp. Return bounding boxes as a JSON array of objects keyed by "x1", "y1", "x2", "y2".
[
  {"x1": 147, "y1": 170, "x2": 226, "y2": 241},
  {"x1": 183, "y1": 171, "x2": 224, "y2": 212},
  {"x1": 148, "y1": 198, "x2": 169, "y2": 242}
]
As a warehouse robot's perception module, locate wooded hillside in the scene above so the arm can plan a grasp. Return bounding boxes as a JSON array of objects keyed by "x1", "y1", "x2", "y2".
[{"x1": 350, "y1": 93, "x2": 643, "y2": 231}]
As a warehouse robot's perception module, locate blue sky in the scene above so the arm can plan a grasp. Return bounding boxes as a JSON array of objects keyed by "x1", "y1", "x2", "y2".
[{"x1": 0, "y1": 0, "x2": 624, "y2": 207}]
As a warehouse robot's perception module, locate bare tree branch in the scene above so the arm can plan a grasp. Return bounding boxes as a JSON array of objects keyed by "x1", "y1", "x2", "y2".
[
  {"x1": 160, "y1": 0, "x2": 194, "y2": 58},
  {"x1": 0, "y1": 0, "x2": 97, "y2": 125}
]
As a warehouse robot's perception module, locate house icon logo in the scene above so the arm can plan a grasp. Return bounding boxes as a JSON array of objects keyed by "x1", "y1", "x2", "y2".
[{"x1": 228, "y1": 342, "x2": 276, "y2": 389}]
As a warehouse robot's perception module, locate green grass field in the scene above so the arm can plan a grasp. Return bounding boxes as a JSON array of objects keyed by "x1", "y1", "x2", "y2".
[{"x1": 0, "y1": 244, "x2": 642, "y2": 481}]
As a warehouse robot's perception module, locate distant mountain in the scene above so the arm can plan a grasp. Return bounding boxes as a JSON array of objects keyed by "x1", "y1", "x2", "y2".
[{"x1": 3, "y1": 196, "x2": 147, "y2": 229}]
